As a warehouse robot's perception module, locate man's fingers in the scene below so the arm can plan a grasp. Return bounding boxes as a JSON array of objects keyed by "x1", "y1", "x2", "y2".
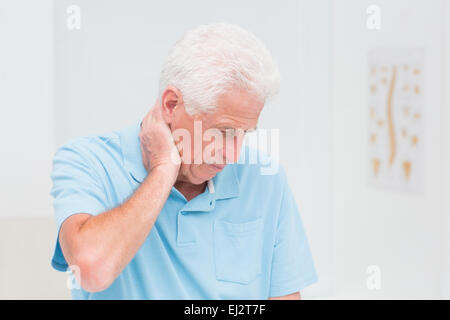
[
  {"x1": 152, "y1": 99, "x2": 164, "y2": 122},
  {"x1": 141, "y1": 99, "x2": 162, "y2": 129}
]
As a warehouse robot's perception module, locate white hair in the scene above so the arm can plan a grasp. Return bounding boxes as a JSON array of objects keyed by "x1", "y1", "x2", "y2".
[{"x1": 158, "y1": 22, "x2": 281, "y2": 114}]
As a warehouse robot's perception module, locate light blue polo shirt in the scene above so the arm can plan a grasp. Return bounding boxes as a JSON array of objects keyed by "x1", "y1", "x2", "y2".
[{"x1": 50, "y1": 122, "x2": 318, "y2": 299}]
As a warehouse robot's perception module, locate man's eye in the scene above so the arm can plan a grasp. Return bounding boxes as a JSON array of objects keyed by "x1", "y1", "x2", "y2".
[
  {"x1": 219, "y1": 128, "x2": 247, "y2": 137},
  {"x1": 223, "y1": 130, "x2": 235, "y2": 137}
]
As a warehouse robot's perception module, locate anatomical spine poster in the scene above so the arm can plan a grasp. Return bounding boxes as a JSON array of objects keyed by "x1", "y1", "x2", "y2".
[{"x1": 367, "y1": 48, "x2": 425, "y2": 193}]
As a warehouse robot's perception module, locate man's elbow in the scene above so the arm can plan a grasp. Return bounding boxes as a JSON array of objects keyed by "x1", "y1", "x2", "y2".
[{"x1": 74, "y1": 253, "x2": 116, "y2": 293}]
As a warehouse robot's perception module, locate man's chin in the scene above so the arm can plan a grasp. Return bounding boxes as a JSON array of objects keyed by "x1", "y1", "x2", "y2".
[
  {"x1": 197, "y1": 172, "x2": 217, "y2": 184},
  {"x1": 190, "y1": 171, "x2": 218, "y2": 185},
  {"x1": 184, "y1": 163, "x2": 226, "y2": 184}
]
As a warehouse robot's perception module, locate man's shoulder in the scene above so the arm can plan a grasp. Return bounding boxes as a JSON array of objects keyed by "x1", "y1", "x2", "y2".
[
  {"x1": 54, "y1": 128, "x2": 122, "y2": 162},
  {"x1": 233, "y1": 145, "x2": 286, "y2": 186}
]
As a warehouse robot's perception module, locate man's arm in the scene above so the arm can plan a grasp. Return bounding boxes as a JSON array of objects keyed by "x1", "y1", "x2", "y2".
[
  {"x1": 58, "y1": 100, "x2": 180, "y2": 293},
  {"x1": 59, "y1": 166, "x2": 175, "y2": 292},
  {"x1": 269, "y1": 292, "x2": 301, "y2": 300}
]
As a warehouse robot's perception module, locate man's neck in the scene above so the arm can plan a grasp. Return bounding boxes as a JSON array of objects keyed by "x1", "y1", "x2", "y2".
[{"x1": 174, "y1": 180, "x2": 207, "y2": 201}]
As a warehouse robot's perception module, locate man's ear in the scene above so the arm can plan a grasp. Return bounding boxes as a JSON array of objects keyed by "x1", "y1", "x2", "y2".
[{"x1": 161, "y1": 86, "x2": 183, "y2": 124}]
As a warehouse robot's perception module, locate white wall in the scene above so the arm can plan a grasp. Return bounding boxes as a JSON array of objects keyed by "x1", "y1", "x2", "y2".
[
  {"x1": 296, "y1": 0, "x2": 333, "y2": 297},
  {"x1": 443, "y1": 0, "x2": 450, "y2": 300},
  {"x1": 0, "y1": 0, "x2": 55, "y2": 217},
  {"x1": 0, "y1": 0, "x2": 70, "y2": 300},
  {"x1": 331, "y1": 0, "x2": 446, "y2": 298}
]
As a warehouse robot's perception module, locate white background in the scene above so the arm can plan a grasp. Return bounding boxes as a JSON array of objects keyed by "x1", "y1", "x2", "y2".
[
  {"x1": 331, "y1": 0, "x2": 446, "y2": 298},
  {"x1": 0, "y1": 1, "x2": 54, "y2": 217}
]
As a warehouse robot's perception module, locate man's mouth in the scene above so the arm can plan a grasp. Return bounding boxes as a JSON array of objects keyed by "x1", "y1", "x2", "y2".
[{"x1": 208, "y1": 164, "x2": 226, "y2": 171}]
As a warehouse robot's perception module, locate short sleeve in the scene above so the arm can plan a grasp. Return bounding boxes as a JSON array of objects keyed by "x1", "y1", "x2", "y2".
[
  {"x1": 269, "y1": 172, "x2": 318, "y2": 297},
  {"x1": 50, "y1": 142, "x2": 108, "y2": 272}
]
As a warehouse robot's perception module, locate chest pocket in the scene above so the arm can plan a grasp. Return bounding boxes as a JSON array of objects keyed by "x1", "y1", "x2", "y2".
[{"x1": 213, "y1": 218, "x2": 264, "y2": 285}]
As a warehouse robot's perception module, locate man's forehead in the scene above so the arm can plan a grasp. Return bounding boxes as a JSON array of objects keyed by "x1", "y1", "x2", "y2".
[{"x1": 199, "y1": 111, "x2": 258, "y2": 130}]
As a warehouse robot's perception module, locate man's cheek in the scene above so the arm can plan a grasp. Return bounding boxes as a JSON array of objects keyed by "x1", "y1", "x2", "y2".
[{"x1": 203, "y1": 140, "x2": 223, "y2": 164}]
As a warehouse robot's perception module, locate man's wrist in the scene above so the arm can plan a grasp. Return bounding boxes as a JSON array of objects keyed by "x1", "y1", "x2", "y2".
[{"x1": 148, "y1": 164, "x2": 179, "y2": 187}]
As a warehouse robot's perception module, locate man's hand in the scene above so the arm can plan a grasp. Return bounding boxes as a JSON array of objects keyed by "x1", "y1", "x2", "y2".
[{"x1": 139, "y1": 99, "x2": 181, "y2": 184}]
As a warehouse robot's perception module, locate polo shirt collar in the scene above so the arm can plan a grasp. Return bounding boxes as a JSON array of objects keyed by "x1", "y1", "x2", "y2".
[
  {"x1": 119, "y1": 122, "x2": 240, "y2": 201},
  {"x1": 120, "y1": 122, "x2": 148, "y2": 184},
  {"x1": 211, "y1": 163, "x2": 240, "y2": 200}
]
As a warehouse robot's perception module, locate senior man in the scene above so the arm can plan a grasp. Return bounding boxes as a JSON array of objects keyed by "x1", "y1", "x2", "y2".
[{"x1": 50, "y1": 23, "x2": 318, "y2": 299}]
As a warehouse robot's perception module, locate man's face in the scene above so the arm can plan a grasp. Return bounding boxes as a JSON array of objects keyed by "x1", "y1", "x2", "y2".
[{"x1": 168, "y1": 88, "x2": 264, "y2": 185}]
